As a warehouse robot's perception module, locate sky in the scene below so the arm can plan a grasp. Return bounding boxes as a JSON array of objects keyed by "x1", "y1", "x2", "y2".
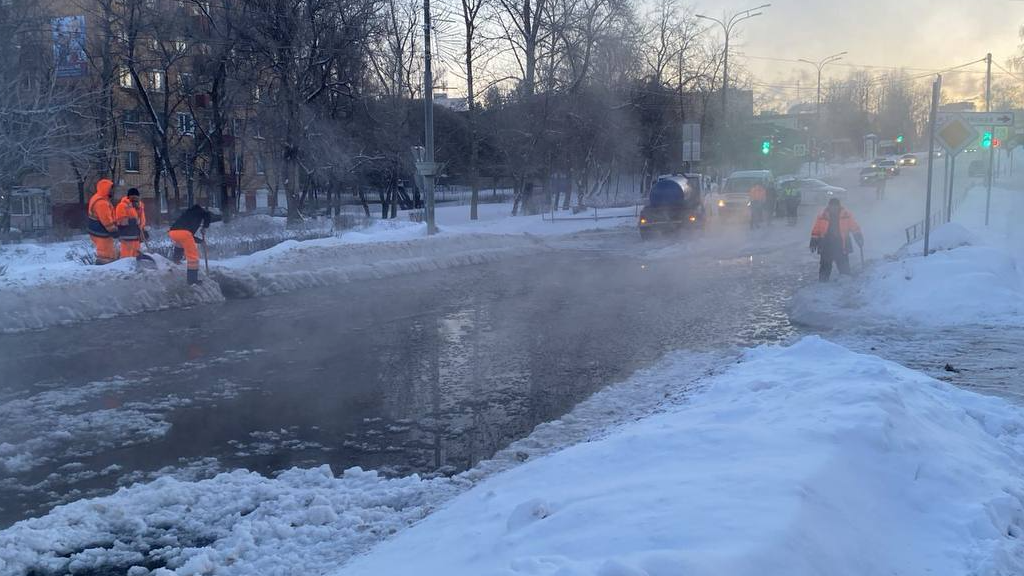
[{"x1": 704, "y1": 0, "x2": 1024, "y2": 107}]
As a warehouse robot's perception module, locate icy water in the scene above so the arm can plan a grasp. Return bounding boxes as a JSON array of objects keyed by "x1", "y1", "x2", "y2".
[{"x1": 0, "y1": 230, "x2": 805, "y2": 528}]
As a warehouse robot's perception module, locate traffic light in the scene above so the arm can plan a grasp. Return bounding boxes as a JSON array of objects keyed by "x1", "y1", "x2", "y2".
[
  {"x1": 896, "y1": 134, "x2": 904, "y2": 143},
  {"x1": 982, "y1": 131, "x2": 993, "y2": 148},
  {"x1": 761, "y1": 139, "x2": 771, "y2": 155},
  {"x1": 993, "y1": 137, "x2": 1001, "y2": 148}
]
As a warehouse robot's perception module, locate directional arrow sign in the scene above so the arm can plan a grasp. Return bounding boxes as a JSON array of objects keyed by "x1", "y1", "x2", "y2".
[
  {"x1": 935, "y1": 114, "x2": 978, "y2": 156},
  {"x1": 960, "y1": 111, "x2": 1015, "y2": 127}
]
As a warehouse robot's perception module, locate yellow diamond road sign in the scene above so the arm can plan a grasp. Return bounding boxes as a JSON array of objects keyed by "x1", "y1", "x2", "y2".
[{"x1": 936, "y1": 114, "x2": 979, "y2": 156}]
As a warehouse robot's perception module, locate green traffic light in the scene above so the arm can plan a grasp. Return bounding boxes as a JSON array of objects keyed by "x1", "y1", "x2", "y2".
[
  {"x1": 981, "y1": 131, "x2": 993, "y2": 149},
  {"x1": 761, "y1": 140, "x2": 771, "y2": 155},
  {"x1": 896, "y1": 135, "x2": 904, "y2": 143}
]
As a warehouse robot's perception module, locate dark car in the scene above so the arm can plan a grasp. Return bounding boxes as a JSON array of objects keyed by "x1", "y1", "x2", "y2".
[
  {"x1": 860, "y1": 167, "x2": 885, "y2": 186},
  {"x1": 877, "y1": 159, "x2": 900, "y2": 176},
  {"x1": 968, "y1": 160, "x2": 986, "y2": 178},
  {"x1": 638, "y1": 175, "x2": 705, "y2": 240}
]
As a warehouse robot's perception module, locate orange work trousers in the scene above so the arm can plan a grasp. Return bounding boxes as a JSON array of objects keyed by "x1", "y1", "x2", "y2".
[
  {"x1": 90, "y1": 235, "x2": 118, "y2": 264},
  {"x1": 120, "y1": 240, "x2": 141, "y2": 258},
  {"x1": 168, "y1": 230, "x2": 200, "y2": 270}
]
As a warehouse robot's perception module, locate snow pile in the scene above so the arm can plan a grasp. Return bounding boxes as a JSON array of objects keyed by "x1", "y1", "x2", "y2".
[
  {"x1": 0, "y1": 466, "x2": 461, "y2": 576},
  {"x1": 213, "y1": 233, "x2": 547, "y2": 298},
  {"x1": 792, "y1": 221, "x2": 1024, "y2": 329},
  {"x1": 341, "y1": 337, "x2": 1024, "y2": 576},
  {"x1": 0, "y1": 254, "x2": 224, "y2": 333}
]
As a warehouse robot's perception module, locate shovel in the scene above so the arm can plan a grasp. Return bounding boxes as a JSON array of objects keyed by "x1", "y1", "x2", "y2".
[{"x1": 200, "y1": 228, "x2": 210, "y2": 274}]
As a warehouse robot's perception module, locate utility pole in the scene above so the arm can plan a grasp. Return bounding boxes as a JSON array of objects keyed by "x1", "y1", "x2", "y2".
[
  {"x1": 924, "y1": 74, "x2": 942, "y2": 257},
  {"x1": 799, "y1": 51, "x2": 847, "y2": 175},
  {"x1": 417, "y1": 0, "x2": 438, "y2": 235},
  {"x1": 696, "y1": 4, "x2": 769, "y2": 174},
  {"x1": 985, "y1": 52, "x2": 993, "y2": 226}
]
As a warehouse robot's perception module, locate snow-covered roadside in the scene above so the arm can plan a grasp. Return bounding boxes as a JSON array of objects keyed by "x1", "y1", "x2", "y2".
[
  {"x1": 341, "y1": 337, "x2": 1024, "y2": 576},
  {"x1": 791, "y1": 185, "x2": 1024, "y2": 330},
  {"x1": 0, "y1": 349, "x2": 721, "y2": 576},
  {"x1": 0, "y1": 205, "x2": 635, "y2": 333}
]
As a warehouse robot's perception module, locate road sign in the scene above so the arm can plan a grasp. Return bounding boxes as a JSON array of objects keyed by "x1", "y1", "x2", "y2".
[
  {"x1": 792, "y1": 143, "x2": 807, "y2": 157},
  {"x1": 682, "y1": 123, "x2": 701, "y2": 162},
  {"x1": 937, "y1": 111, "x2": 1015, "y2": 127},
  {"x1": 935, "y1": 114, "x2": 978, "y2": 156}
]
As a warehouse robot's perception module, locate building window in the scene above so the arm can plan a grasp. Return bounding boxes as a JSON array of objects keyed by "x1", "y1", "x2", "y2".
[
  {"x1": 232, "y1": 118, "x2": 243, "y2": 136},
  {"x1": 149, "y1": 38, "x2": 160, "y2": 52},
  {"x1": 178, "y1": 72, "x2": 194, "y2": 92},
  {"x1": 233, "y1": 153, "x2": 244, "y2": 174},
  {"x1": 123, "y1": 109, "x2": 141, "y2": 134},
  {"x1": 253, "y1": 84, "x2": 262, "y2": 103},
  {"x1": 177, "y1": 112, "x2": 195, "y2": 136},
  {"x1": 174, "y1": 39, "x2": 188, "y2": 54},
  {"x1": 150, "y1": 70, "x2": 165, "y2": 91},
  {"x1": 125, "y1": 151, "x2": 141, "y2": 173},
  {"x1": 255, "y1": 154, "x2": 266, "y2": 175},
  {"x1": 118, "y1": 66, "x2": 134, "y2": 89}
]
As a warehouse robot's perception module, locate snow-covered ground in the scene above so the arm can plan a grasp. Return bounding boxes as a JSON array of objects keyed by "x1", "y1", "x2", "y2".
[
  {"x1": 341, "y1": 337, "x2": 1024, "y2": 576},
  {"x1": 792, "y1": 184, "x2": 1024, "y2": 329},
  {"x1": 0, "y1": 204, "x2": 635, "y2": 332},
  {"x1": 4, "y1": 338, "x2": 1021, "y2": 575}
]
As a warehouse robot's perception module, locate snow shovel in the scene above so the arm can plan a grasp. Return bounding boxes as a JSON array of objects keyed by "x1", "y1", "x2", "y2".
[
  {"x1": 200, "y1": 229, "x2": 210, "y2": 274},
  {"x1": 135, "y1": 228, "x2": 157, "y2": 268}
]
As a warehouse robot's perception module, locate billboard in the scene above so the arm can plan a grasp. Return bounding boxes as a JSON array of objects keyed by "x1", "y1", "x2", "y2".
[{"x1": 52, "y1": 15, "x2": 88, "y2": 78}]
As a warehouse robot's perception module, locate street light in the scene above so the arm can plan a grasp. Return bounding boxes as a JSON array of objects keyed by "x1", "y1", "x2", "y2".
[
  {"x1": 696, "y1": 4, "x2": 769, "y2": 173},
  {"x1": 798, "y1": 51, "x2": 846, "y2": 174}
]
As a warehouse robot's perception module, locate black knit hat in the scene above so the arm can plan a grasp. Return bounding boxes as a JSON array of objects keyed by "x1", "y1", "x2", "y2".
[{"x1": 127, "y1": 188, "x2": 140, "y2": 197}]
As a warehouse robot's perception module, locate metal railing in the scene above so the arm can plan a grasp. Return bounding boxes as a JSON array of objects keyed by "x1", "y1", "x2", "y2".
[{"x1": 903, "y1": 186, "x2": 972, "y2": 246}]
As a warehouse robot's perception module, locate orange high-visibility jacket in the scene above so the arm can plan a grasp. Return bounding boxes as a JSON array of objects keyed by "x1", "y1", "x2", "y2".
[
  {"x1": 811, "y1": 208, "x2": 862, "y2": 253},
  {"x1": 115, "y1": 196, "x2": 146, "y2": 240},
  {"x1": 87, "y1": 179, "x2": 117, "y2": 237}
]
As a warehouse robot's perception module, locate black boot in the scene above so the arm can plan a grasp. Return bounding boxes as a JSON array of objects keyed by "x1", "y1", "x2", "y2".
[{"x1": 187, "y1": 268, "x2": 202, "y2": 285}]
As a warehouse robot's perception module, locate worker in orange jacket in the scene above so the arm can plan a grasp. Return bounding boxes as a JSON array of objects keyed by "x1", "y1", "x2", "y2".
[
  {"x1": 810, "y1": 198, "x2": 864, "y2": 282},
  {"x1": 114, "y1": 188, "x2": 149, "y2": 258},
  {"x1": 749, "y1": 183, "x2": 768, "y2": 229},
  {"x1": 169, "y1": 204, "x2": 221, "y2": 285},
  {"x1": 87, "y1": 179, "x2": 119, "y2": 264}
]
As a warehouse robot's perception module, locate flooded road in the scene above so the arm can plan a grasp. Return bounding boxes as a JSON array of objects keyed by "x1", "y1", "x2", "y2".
[{"x1": 0, "y1": 224, "x2": 808, "y2": 527}]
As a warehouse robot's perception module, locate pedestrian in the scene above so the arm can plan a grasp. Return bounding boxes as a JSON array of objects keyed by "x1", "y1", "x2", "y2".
[
  {"x1": 810, "y1": 198, "x2": 864, "y2": 282},
  {"x1": 875, "y1": 173, "x2": 887, "y2": 200},
  {"x1": 86, "y1": 178, "x2": 119, "y2": 264},
  {"x1": 749, "y1": 183, "x2": 768, "y2": 228},
  {"x1": 168, "y1": 204, "x2": 221, "y2": 285},
  {"x1": 114, "y1": 188, "x2": 148, "y2": 258},
  {"x1": 781, "y1": 180, "x2": 801, "y2": 226}
]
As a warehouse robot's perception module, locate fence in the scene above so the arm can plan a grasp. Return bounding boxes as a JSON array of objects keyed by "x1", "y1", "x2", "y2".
[{"x1": 903, "y1": 186, "x2": 972, "y2": 246}]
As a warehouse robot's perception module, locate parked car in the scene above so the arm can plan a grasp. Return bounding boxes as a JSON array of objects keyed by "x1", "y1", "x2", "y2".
[
  {"x1": 877, "y1": 159, "x2": 900, "y2": 176},
  {"x1": 899, "y1": 154, "x2": 918, "y2": 166},
  {"x1": 777, "y1": 177, "x2": 847, "y2": 204},
  {"x1": 968, "y1": 160, "x2": 986, "y2": 177}
]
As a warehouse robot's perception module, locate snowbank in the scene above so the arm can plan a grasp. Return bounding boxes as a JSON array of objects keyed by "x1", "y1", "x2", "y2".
[
  {"x1": 0, "y1": 204, "x2": 635, "y2": 333},
  {"x1": 0, "y1": 255, "x2": 224, "y2": 333},
  {"x1": 341, "y1": 337, "x2": 1024, "y2": 576}
]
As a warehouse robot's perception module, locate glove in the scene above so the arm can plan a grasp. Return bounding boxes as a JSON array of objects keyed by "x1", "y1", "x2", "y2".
[
  {"x1": 809, "y1": 238, "x2": 819, "y2": 254},
  {"x1": 194, "y1": 236, "x2": 204, "y2": 244},
  {"x1": 143, "y1": 229, "x2": 151, "y2": 241}
]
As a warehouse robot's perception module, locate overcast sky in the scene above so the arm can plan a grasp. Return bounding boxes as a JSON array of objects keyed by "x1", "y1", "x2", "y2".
[{"x1": 704, "y1": 0, "x2": 1024, "y2": 104}]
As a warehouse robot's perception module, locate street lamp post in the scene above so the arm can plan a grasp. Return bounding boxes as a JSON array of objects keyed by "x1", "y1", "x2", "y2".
[
  {"x1": 418, "y1": 0, "x2": 438, "y2": 235},
  {"x1": 799, "y1": 51, "x2": 846, "y2": 175},
  {"x1": 696, "y1": 4, "x2": 769, "y2": 174}
]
